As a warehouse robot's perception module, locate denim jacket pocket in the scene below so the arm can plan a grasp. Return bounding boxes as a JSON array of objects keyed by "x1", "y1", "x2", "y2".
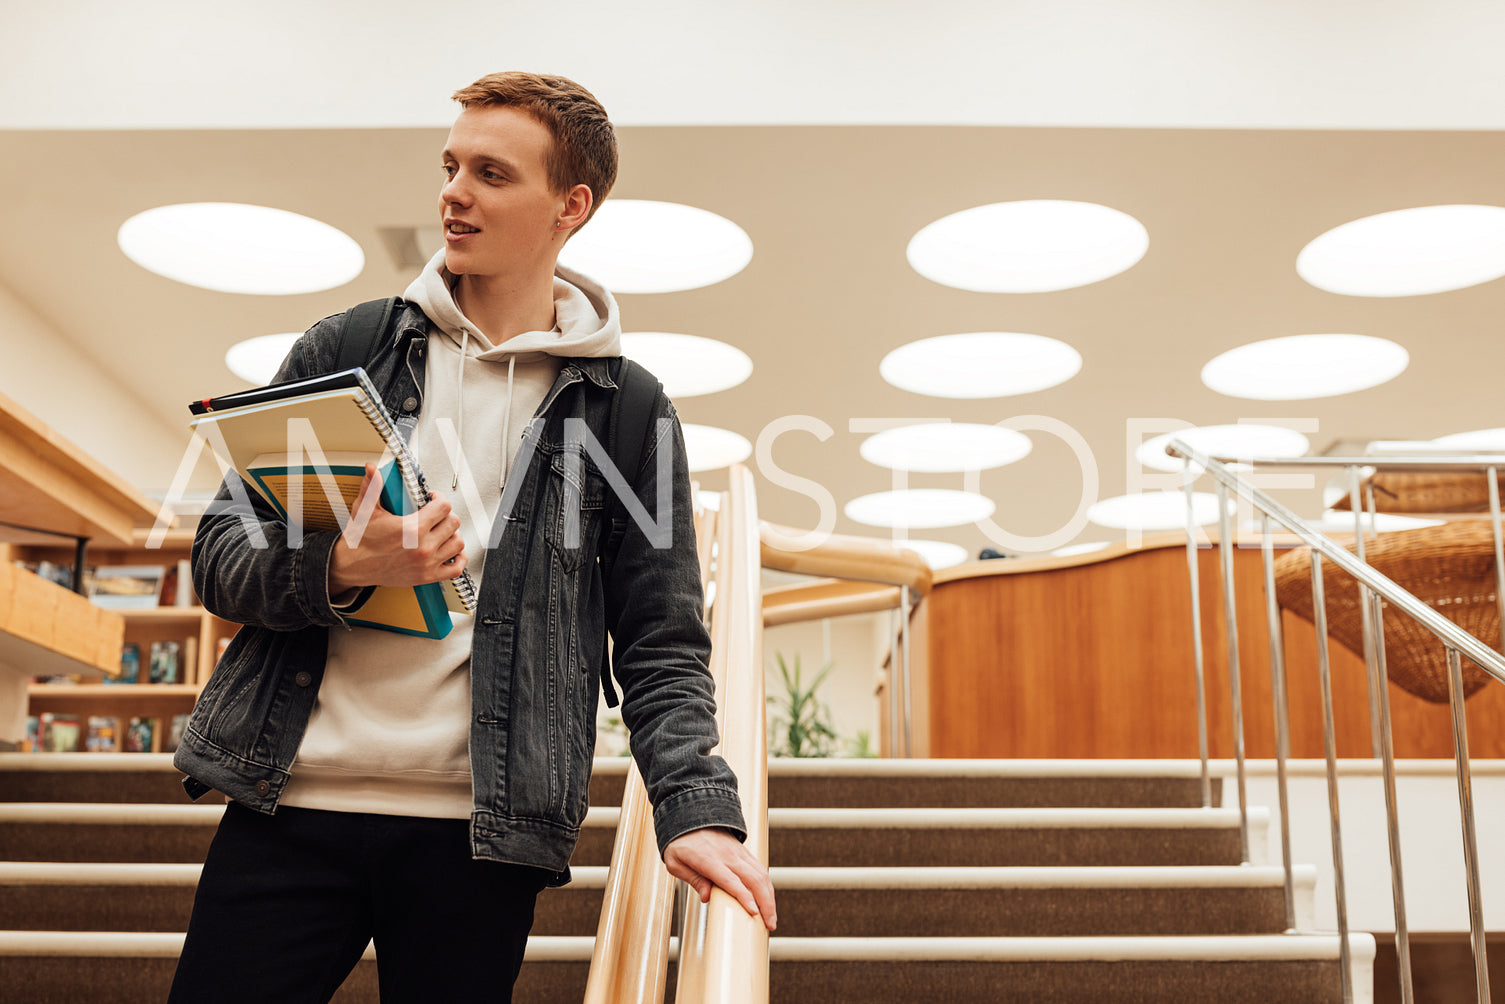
[{"x1": 545, "y1": 449, "x2": 606, "y2": 573}]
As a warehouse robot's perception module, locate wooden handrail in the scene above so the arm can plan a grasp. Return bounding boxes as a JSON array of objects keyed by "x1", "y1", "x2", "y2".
[
  {"x1": 581, "y1": 759, "x2": 676, "y2": 1003},
  {"x1": 584, "y1": 498, "x2": 723, "y2": 1003},
  {"x1": 677, "y1": 464, "x2": 770, "y2": 1003},
  {"x1": 760, "y1": 521, "x2": 933, "y2": 595},
  {"x1": 762, "y1": 578, "x2": 902, "y2": 627}
]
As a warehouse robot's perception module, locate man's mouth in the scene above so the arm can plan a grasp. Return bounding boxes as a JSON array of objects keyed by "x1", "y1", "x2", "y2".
[{"x1": 447, "y1": 223, "x2": 480, "y2": 234}]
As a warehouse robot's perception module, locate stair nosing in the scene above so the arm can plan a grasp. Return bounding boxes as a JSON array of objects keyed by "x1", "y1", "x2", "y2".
[
  {"x1": 767, "y1": 806, "x2": 1268, "y2": 828},
  {"x1": 0, "y1": 930, "x2": 1375, "y2": 964}
]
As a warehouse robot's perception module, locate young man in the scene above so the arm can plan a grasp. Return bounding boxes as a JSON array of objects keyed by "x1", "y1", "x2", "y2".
[{"x1": 170, "y1": 72, "x2": 774, "y2": 1003}]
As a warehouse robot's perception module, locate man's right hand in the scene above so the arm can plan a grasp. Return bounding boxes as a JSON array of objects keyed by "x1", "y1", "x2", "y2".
[{"x1": 327, "y1": 463, "x2": 468, "y2": 596}]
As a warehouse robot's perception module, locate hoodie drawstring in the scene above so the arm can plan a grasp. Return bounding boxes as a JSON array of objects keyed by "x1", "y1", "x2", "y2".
[
  {"x1": 453, "y1": 328, "x2": 469, "y2": 490},
  {"x1": 451, "y1": 330, "x2": 516, "y2": 494},
  {"x1": 500, "y1": 355, "x2": 515, "y2": 491}
]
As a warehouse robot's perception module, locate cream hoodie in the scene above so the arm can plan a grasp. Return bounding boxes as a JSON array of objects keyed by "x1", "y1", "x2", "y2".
[{"x1": 280, "y1": 251, "x2": 621, "y2": 818}]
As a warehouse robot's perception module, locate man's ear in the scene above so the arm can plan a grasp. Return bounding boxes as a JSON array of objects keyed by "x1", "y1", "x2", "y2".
[{"x1": 558, "y1": 184, "x2": 593, "y2": 233}]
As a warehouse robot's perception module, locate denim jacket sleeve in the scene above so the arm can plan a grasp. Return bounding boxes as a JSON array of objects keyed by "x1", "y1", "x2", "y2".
[
  {"x1": 603, "y1": 398, "x2": 749, "y2": 855},
  {"x1": 191, "y1": 316, "x2": 357, "y2": 632}
]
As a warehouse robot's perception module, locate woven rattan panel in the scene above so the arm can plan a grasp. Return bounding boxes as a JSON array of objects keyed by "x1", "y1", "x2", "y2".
[{"x1": 1274, "y1": 521, "x2": 1502, "y2": 703}]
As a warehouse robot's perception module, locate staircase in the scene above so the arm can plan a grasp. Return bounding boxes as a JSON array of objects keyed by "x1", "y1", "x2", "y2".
[{"x1": 0, "y1": 753, "x2": 1372, "y2": 1002}]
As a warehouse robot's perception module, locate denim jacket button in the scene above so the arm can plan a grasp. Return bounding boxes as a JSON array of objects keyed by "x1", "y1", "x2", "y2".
[
  {"x1": 294, "y1": 671, "x2": 313, "y2": 687},
  {"x1": 254, "y1": 780, "x2": 272, "y2": 797},
  {"x1": 402, "y1": 397, "x2": 418, "y2": 412}
]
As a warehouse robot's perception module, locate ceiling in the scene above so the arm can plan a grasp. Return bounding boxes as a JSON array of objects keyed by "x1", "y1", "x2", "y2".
[{"x1": 4, "y1": 3, "x2": 1505, "y2": 559}]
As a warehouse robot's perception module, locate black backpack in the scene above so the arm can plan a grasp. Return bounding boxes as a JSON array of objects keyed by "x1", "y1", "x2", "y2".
[{"x1": 334, "y1": 296, "x2": 664, "y2": 708}]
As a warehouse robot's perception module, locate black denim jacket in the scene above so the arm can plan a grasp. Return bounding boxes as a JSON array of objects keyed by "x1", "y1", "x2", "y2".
[{"x1": 174, "y1": 302, "x2": 746, "y2": 877}]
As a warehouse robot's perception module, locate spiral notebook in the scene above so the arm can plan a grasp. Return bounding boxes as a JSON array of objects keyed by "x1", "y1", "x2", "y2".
[{"x1": 188, "y1": 368, "x2": 477, "y2": 639}]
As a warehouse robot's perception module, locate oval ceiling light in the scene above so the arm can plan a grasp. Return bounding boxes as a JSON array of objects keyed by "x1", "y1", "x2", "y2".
[
  {"x1": 224, "y1": 332, "x2": 301, "y2": 384},
  {"x1": 1138, "y1": 424, "x2": 1311, "y2": 474},
  {"x1": 860, "y1": 422, "x2": 1032, "y2": 473},
  {"x1": 558, "y1": 199, "x2": 752, "y2": 293},
  {"x1": 1297, "y1": 205, "x2": 1505, "y2": 297},
  {"x1": 1052, "y1": 541, "x2": 1111, "y2": 558},
  {"x1": 620, "y1": 332, "x2": 753, "y2": 397},
  {"x1": 907, "y1": 199, "x2": 1149, "y2": 293},
  {"x1": 1432, "y1": 427, "x2": 1505, "y2": 451},
  {"x1": 1087, "y1": 491, "x2": 1229, "y2": 530},
  {"x1": 880, "y1": 332, "x2": 1082, "y2": 399},
  {"x1": 897, "y1": 539, "x2": 970, "y2": 569},
  {"x1": 118, "y1": 203, "x2": 364, "y2": 295},
  {"x1": 681, "y1": 424, "x2": 752, "y2": 473},
  {"x1": 845, "y1": 489, "x2": 995, "y2": 529},
  {"x1": 1201, "y1": 334, "x2": 1408, "y2": 401}
]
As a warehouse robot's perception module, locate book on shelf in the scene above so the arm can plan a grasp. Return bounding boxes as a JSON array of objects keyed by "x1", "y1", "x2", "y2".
[
  {"x1": 148, "y1": 641, "x2": 180, "y2": 684},
  {"x1": 188, "y1": 367, "x2": 476, "y2": 639},
  {"x1": 112, "y1": 643, "x2": 141, "y2": 684}
]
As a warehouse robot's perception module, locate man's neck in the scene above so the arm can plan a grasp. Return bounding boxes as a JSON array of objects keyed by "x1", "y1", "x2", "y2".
[{"x1": 452, "y1": 270, "x2": 557, "y2": 343}]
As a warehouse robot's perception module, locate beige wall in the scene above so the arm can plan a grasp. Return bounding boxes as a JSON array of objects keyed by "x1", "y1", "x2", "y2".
[
  {"x1": 0, "y1": 278, "x2": 189, "y2": 497},
  {"x1": 764, "y1": 612, "x2": 887, "y2": 756}
]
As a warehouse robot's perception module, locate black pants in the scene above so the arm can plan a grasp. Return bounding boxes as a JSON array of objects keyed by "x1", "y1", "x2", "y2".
[{"x1": 169, "y1": 802, "x2": 549, "y2": 1003}]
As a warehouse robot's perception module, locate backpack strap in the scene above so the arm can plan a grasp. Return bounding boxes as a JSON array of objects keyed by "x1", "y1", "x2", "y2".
[
  {"x1": 599, "y1": 356, "x2": 665, "y2": 708},
  {"x1": 334, "y1": 297, "x2": 401, "y2": 373}
]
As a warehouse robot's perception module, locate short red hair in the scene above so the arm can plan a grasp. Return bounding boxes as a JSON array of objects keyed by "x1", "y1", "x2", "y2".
[{"x1": 452, "y1": 72, "x2": 617, "y2": 231}]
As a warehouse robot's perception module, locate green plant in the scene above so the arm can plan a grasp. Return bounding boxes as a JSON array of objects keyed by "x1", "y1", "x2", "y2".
[
  {"x1": 768, "y1": 652, "x2": 839, "y2": 757},
  {"x1": 845, "y1": 729, "x2": 877, "y2": 758}
]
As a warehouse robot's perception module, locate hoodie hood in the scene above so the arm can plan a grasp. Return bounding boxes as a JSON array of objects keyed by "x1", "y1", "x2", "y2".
[{"x1": 403, "y1": 249, "x2": 621, "y2": 360}]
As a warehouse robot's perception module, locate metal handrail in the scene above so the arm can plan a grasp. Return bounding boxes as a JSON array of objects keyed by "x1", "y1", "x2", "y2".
[
  {"x1": 1206, "y1": 454, "x2": 1505, "y2": 471},
  {"x1": 1175, "y1": 445, "x2": 1505, "y2": 678},
  {"x1": 1169, "y1": 438, "x2": 1505, "y2": 1004}
]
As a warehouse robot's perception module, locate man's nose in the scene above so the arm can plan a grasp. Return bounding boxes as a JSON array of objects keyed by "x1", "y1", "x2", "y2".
[{"x1": 442, "y1": 171, "x2": 471, "y2": 204}]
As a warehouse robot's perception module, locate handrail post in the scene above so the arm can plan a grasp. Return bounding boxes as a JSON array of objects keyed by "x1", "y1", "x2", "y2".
[
  {"x1": 1310, "y1": 553, "x2": 1354, "y2": 1003},
  {"x1": 888, "y1": 606, "x2": 901, "y2": 758},
  {"x1": 1487, "y1": 467, "x2": 1505, "y2": 655},
  {"x1": 1367, "y1": 589, "x2": 1414, "y2": 1003},
  {"x1": 1349, "y1": 465, "x2": 1384, "y2": 759},
  {"x1": 1215, "y1": 481, "x2": 1250, "y2": 859},
  {"x1": 900, "y1": 585, "x2": 913, "y2": 758},
  {"x1": 1446, "y1": 646, "x2": 1493, "y2": 1003},
  {"x1": 1184, "y1": 476, "x2": 1212, "y2": 808},
  {"x1": 1260, "y1": 515, "x2": 1297, "y2": 931}
]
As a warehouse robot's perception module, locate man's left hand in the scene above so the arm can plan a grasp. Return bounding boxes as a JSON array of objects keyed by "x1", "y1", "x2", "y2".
[{"x1": 664, "y1": 827, "x2": 777, "y2": 931}]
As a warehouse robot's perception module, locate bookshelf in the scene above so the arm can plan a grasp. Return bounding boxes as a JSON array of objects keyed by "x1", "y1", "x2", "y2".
[
  {"x1": 0, "y1": 388, "x2": 171, "y2": 751},
  {"x1": 10, "y1": 528, "x2": 240, "y2": 753}
]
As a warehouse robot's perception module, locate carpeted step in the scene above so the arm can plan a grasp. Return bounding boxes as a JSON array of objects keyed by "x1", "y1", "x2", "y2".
[
  {"x1": 0, "y1": 932, "x2": 1374, "y2": 1004},
  {"x1": 766, "y1": 934, "x2": 1375, "y2": 1004},
  {"x1": 765, "y1": 759, "x2": 1223, "y2": 809},
  {"x1": 0, "y1": 803, "x2": 622, "y2": 865},
  {"x1": 0, "y1": 753, "x2": 625, "y2": 806},
  {"x1": 0, "y1": 754, "x2": 1223, "y2": 810},
  {"x1": 0, "y1": 862, "x2": 1313, "y2": 938},
  {"x1": 0, "y1": 932, "x2": 597, "y2": 1004},
  {"x1": 0, "y1": 862, "x2": 611, "y2": 936},
  {"x1": 769, "y1": 807, "x2": 1266, "y2": 868},
  {"x1": 766, "y1": 864, "x2": 1312, "y2": 937}
]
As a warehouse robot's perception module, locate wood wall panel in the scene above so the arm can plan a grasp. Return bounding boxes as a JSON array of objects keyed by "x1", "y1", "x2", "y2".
[{"x1": 927, "y1": 543, "x2": 1505, "y2": 759}]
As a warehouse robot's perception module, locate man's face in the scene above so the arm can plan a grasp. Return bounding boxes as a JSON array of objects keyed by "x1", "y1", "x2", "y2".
[{"x1": 439, "y1": 104, "x2": 563, "y2": 281}]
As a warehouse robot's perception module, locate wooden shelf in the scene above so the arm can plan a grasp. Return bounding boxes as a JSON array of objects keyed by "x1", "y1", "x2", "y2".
[
  {"x1": 0, "y1": 563, "x2": 123, "y2": 678},
  {"x1": 117, "y1": 606, "x2": 212, "y2": 623},
  {"x1": 28, "y1": 683, "x2": 200, "y2": 719},
  {"x1": 0, "y1": 388, "x2": 163, "y2": 546}
]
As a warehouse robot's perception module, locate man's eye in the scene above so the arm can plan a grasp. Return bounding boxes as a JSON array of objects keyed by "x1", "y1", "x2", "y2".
[
  {"x1": 483, "y1": 170, "x2": 503, "y2": 181},
  {"x1": 441, "y1": 164, "x2": 457, "y2": 178}
]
